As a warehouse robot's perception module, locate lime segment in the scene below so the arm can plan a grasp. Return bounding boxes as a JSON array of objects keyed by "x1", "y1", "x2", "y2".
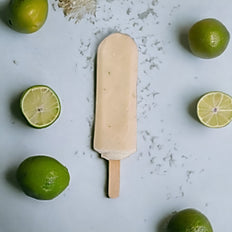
[
  {"x1": 20, "y1": 85, "x2": 61, "y2": 128},
  {"x1": 197, "y1": 91, "x2": 232, "y2": 128}
]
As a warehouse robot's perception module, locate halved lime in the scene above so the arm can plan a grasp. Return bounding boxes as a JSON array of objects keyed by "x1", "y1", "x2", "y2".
[
  {"x1": 20, "y1": 85, "x2": 61, "y2": 128},
  {"x1": 197, "y1": 91, "x2": 232, "y2": 128}
]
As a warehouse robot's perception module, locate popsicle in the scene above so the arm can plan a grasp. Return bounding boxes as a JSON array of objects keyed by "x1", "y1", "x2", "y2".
[{"x1": 94, "y1": 33, "x2": 138, "y2": 198}]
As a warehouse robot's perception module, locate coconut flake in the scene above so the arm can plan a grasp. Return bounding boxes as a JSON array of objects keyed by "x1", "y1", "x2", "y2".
[{"x1": 58, "y1": 0, "x2": 96, "y2": 23}]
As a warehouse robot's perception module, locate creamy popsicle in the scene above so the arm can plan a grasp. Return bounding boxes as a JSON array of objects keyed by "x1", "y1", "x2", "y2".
[{"x1": 94, "y1": 33, "x2": 138, "y2": 198}]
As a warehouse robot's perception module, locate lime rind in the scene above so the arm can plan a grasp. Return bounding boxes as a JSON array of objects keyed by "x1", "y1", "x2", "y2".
[
  {"x1": 197, "y1": 91, "x2": 232, "y2": 128},
  {"x1": 167, "y1": 208, "x2": 213, "y2": 232},
  {"x1": 20, "y1": 85, "x2": 61, "y2": 128},
  {"x1": 188, "y1": 18, "x2": 230, "y2": 59},
  {"x1": 17, "y1": 155, "x2": 70, "y2": 200}
]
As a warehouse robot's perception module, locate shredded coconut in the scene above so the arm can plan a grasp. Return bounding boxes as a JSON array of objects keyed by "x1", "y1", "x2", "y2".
[{"x1": 58, "y1": 0, "x2": 97, "y2": 23}]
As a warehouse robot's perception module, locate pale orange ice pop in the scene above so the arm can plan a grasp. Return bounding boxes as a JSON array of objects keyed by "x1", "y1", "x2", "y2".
[{"x1": 94, "y1": 33, "x2": 138, "y2": 198}]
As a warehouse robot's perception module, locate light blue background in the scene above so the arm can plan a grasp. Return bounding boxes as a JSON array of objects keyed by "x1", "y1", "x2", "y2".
[{"x1": 0, "y1": 0, "x2": 231, "y2": 231}]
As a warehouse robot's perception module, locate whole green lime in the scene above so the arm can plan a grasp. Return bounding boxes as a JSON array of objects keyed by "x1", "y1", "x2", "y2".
[
  {"x1": 16, "y1": 155, "x2": 70, "y2": 200},
  {"x1": 8, "y1": 0, "x2": 48, "y2": 33},
  {"x1": 188, "y1": 18, "x2": 230, "y2": 58},
  {"x1": 167, "y1": 208, "x2": 213, "y2": 232}
]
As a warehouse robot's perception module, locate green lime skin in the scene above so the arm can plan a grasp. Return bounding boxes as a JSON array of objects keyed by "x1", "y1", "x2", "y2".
[
  {"x1": 188, "y1": 18, "x2": 230, "y2": 58},
  {"x1": 16, "y1": 156, "x2": 70, "y2": 200},
  {"x1": 167, "y1": 209, "x2": 213, "y2": 232},
  {"x1": 8, "y1": 0, "x2": 48, "y2": 33}
]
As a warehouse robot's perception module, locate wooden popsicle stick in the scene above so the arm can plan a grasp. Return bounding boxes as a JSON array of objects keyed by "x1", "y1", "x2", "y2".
[{"x1": 108, "y1": 160, "x2": 120, "y2": 198}]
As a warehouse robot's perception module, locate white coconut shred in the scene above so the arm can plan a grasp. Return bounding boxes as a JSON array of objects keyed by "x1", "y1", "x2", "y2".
[{"x1": 58, "y1": 0, "x2": 97, "y2": 23}]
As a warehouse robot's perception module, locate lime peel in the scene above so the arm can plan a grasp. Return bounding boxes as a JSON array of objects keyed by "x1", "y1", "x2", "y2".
[
  {"x1": 167, "y1": 208, "x2": 213, "y2": 232},
  {"x1": 188, "y1": 18, "x2": 230, "y2": 59},
  {"x1": 16, "y1": 155, "x2": 70, "y2": 200}
]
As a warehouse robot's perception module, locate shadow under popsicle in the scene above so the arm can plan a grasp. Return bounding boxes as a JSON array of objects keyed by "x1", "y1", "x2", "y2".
[{"x1": 92, "y1": 45, "x2": 109, "y2": 198}]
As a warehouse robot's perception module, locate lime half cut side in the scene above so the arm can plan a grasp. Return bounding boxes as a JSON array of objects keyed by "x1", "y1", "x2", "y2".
[
  {"x1": 20, "y1": 85, "x2": 61, "y2": 128},
  {"x1": 197, "y1": 91, "x2": 232, "y2": 128}
]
